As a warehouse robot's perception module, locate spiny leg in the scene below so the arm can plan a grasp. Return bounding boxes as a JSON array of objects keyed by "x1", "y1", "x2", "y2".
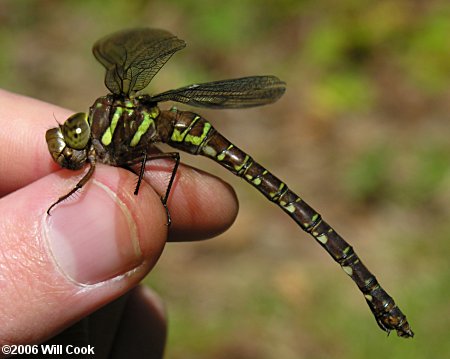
[
  {"x1": 134, "y1": 152, "x2": 148, "y2": 195},
  {"x1": 134, "y1": 152, "x2": 180, "y2": 226},
  {"x1": 47, "y1": 159, "x2": 96, "y2": 215}
]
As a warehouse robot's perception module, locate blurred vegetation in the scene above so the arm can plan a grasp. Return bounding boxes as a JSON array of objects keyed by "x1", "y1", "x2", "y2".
[{"x1": 1, "y1": 0, "x2": 449, "y2": 358}]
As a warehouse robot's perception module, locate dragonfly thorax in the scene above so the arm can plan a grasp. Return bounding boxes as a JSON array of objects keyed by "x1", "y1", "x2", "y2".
[{"x1": 86, "y1": 95, "x2": 162, "y2": 167}]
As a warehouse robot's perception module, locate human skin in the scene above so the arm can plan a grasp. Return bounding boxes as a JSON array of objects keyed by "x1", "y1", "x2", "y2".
[{"x1": 0, "y1": 90, "x2": 238, "y2": 356}]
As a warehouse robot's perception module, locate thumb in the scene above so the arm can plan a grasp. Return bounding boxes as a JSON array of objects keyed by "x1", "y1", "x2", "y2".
[{"x1": 0, "y1": 165, "x2": 167, "y2": 346}]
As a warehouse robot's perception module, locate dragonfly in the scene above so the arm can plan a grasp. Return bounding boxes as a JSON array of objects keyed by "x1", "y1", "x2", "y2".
[{"x1": 46, "y1": 28, "x2": 413, "y2": 338}]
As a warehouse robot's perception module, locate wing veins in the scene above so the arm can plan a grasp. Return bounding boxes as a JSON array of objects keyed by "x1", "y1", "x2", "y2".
[
  {"x1": 150, "y1": 76, "x2": 286, "y2": 108},
  {"x1": 93, "y1": 28, "x2": 186, "y2": 95}
]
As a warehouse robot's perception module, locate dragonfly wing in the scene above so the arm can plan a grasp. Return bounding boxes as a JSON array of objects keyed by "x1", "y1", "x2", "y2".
[
  {"x1": 93, "y1": 28, "x2": 186, "y2": 96},
  {"x1": 151, "y1": 76, "x2": 286, "y2": 108}
]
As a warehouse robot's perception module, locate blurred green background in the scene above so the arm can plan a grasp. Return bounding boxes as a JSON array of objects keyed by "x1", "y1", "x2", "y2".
[{"x1": 1, "y1": 0, "x2": 449, "y2": 358}]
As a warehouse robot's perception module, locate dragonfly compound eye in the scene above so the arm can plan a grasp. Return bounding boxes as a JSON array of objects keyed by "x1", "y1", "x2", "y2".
[{"x1": 62, "y1": 112, "x2": 90, "y2": 150}]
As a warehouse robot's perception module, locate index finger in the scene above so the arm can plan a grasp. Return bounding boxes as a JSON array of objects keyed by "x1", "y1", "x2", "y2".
[{"x1": 0, "y1": 89, "x2": 70, "y2": 195}]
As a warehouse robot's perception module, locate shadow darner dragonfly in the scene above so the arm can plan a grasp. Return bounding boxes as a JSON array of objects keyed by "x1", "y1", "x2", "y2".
[{"x1": 46, "y1": 28, "x2": 413, "y2": 338}]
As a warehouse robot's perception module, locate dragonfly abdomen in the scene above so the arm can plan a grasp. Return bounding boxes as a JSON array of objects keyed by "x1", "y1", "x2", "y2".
[{"x1": 163, "y1": 108, "x2": 413, "y2": 338}]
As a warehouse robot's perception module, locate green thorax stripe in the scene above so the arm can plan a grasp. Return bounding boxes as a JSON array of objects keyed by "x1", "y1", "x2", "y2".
[
  {"x1": 101, "y1": 107, "x2": 123, "y2": 146},
  {"x1": 130, "y1": 109, "x2": 157, "y2": 147}
]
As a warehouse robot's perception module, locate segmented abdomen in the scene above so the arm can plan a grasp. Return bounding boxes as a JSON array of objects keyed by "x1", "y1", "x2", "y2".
[{"x1": 163, "y1": 108, "x2": 413, "y2": 338}]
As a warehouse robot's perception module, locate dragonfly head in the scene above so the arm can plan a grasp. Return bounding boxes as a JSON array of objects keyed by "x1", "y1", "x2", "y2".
[{"x1": 46, "y1": 112, "x2": 90, "y2": 170}]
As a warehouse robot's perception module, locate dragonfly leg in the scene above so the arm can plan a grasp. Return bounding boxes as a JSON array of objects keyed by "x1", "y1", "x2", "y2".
[
  {"x1": 134, "y1": 152, "x2": 180, "y2": 226},
  {"x1": 134, "y1": 152, "x2": 148, "y2": 196},
  {"x1": 47, "y1": 158, "x2": 96, "y2": 215}
]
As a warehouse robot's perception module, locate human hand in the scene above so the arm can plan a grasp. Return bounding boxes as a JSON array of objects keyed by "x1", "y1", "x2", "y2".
[{"x1": 0, "y1": 90, "x2": 238, "y2": 357}]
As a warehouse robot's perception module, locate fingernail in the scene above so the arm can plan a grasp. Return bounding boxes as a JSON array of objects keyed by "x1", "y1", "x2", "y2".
[{"x1": 44, "y1": 180, "x2": 143, "y2": 285}]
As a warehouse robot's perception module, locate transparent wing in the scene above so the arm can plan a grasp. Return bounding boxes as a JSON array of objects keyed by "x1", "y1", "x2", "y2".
[
  {"x1": 150, "y1": 76, "x2": 286, "y2": 108},
  {"x1": 92, "y1": 28, "x2": 186, "y2": 96}
]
